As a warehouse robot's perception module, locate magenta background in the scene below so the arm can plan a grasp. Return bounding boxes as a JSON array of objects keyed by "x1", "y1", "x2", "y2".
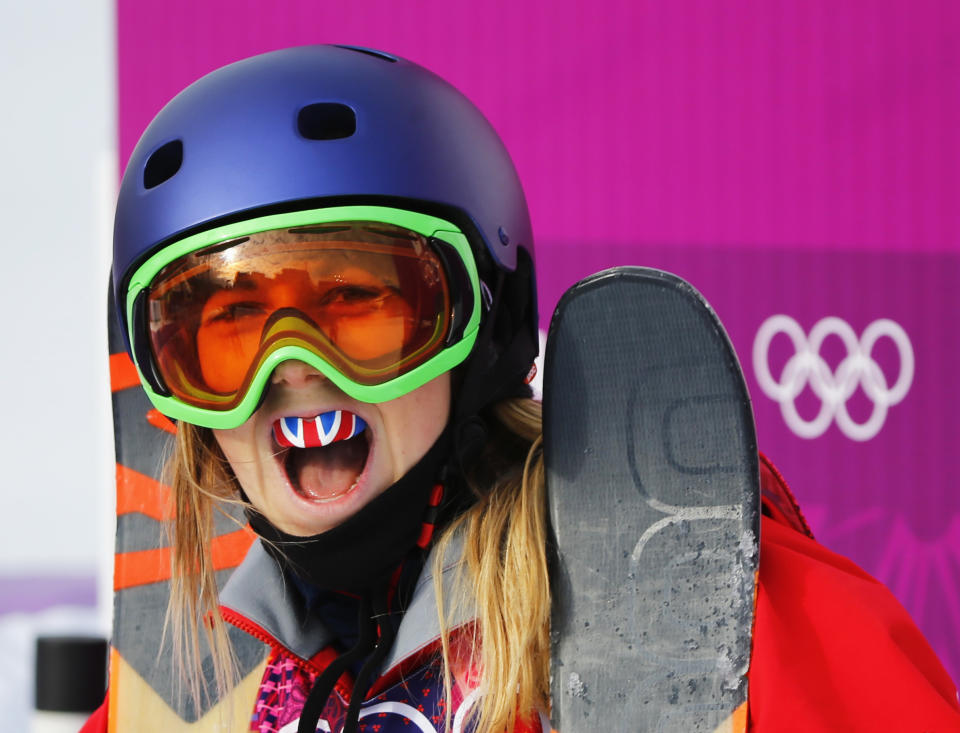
[{"x1": 117, "y1": 0, "x2": 960, "y2": 685}]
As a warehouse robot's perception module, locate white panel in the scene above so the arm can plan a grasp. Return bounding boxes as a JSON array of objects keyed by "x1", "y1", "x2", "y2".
[{"x1": 0, "y1": 0, "x2": 115, "y2": 585}]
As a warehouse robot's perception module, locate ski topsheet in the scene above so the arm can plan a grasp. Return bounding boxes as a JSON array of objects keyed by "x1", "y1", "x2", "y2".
[
  {"x1": 545, "y1": 267, "x2": 760, "y2": 732},
  {"x1": 106, "y1": 289, "x2": 267, "y2": 731}
]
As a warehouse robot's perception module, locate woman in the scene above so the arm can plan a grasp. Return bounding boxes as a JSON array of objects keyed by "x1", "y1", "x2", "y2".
[{"x1": 103, "y1": 44, "x2": 546, "y2": 733}]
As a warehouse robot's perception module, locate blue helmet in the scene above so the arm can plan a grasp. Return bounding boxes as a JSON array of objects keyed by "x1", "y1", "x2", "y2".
[{"x1": 113, "y1": 44, "x2": 537, "y2": 418}]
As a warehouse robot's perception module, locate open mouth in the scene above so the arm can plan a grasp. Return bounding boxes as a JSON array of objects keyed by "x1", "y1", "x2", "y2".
[{"x1": 272, "y1": 410, "x2": 370, "y2": 502}]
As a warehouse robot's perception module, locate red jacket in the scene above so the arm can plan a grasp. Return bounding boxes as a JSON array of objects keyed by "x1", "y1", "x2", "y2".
[{"x1": 749, "y1": 455, "x2": 960, "y2": 730}]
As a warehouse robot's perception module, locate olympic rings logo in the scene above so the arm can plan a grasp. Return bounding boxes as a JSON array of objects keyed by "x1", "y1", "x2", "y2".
[{"x1": 752, "y1": 315, "x2": 914, "y2": 441}]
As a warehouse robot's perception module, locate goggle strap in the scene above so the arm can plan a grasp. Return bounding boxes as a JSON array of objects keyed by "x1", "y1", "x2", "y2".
[
  {"x1": 451, "y1": 268, "x2": 506, "y2": 425},
  {"x1": 451, "y1": 261, "x2": 538, "y2": 429},
  {"x1": 131, "y1": 289, "x2": 172, "y2": 397},
  {"x1": 429, "y1": 237, "x2": 474, "y2": 346}
]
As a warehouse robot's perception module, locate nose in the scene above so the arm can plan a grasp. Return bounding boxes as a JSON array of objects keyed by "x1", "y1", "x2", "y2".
[{"x1": 271, "y1": 360, "x2": 326, "y2": 389}]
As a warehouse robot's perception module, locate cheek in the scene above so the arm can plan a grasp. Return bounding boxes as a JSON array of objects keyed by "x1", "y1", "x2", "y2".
[
  {"x1": 380, "y1": 375, "x2": 451, "y2": 476},
  {"x1": 212, "y1": 425, "x2": 261, "y2": 497},
  {"x1": 213, "y1": 425, "x2": 249, "y2": 462}
]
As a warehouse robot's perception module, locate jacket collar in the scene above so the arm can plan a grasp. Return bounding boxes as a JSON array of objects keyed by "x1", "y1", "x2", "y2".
[{"x1": 219, "y1": 529, "x2": 475, "y2": 673}]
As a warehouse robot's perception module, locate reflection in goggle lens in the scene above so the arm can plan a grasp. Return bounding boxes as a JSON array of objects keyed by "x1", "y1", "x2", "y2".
[{"x1": 146, "y1": 223, "x2": 452, "y2": 411}]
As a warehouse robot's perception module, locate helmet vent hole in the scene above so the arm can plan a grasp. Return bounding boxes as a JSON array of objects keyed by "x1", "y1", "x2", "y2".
[
  {"x1": 143, "y1": 140, "x2": 183, "y2": 189},
  {"x1": 298, "y1": 103, "x2": 357, "y2": 140}
]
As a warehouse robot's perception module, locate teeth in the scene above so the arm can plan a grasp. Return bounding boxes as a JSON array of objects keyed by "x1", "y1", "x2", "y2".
[{"x1": 273, "y1": 410, "x2": 367, "y2": 449}]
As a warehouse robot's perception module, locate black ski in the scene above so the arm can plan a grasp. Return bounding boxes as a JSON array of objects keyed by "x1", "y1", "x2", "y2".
[{"x1": 545, "y1": 267, "x2": 760, "y2": 732}]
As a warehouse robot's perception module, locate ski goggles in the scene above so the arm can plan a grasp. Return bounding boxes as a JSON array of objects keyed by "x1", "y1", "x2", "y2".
[{"x1": 124, "y1": 206, "x2": 482, "y2": 429}]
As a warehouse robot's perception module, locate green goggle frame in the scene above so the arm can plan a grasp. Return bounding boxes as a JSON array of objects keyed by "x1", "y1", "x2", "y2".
[{"x1": 125, "y1": 206, "x2": 482, "y2": 430}]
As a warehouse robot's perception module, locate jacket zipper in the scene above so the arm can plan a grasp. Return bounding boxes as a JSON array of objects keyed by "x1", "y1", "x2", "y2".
[{"x1": 219, "y1": 604, "x2": 352, "y2": 699}]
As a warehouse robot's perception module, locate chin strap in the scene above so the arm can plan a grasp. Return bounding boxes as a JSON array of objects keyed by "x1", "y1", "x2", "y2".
[
  {"x1": 295, "y1": 587, "x2": 397, "y2": 733},
  {"x1": 297, "y1": 592, "x2": 376, "y2": 733},
  {"x1": 341, "y1": 591, "x2": 397, "y2": 733},
  {"x1": 295, "y1": 589, "x2": 399, "y2": 733}
]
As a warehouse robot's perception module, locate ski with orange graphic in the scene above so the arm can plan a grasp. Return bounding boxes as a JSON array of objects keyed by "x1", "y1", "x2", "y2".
[{"x1": 106, "y1": 290, "x2": 267, "y2": 731}]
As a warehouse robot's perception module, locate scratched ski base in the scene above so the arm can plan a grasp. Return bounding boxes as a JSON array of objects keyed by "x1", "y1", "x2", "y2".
[{"x1": 545, "y1": 267, "x2": 759, "y2": 732}]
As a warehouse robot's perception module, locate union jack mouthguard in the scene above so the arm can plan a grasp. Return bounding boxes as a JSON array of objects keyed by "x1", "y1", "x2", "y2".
[{"x1": 273, "y1": 410, "x2": 367, "y2": 449}]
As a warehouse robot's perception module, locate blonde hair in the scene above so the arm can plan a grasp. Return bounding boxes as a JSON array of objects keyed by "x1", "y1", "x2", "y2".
[
  {"x1": 165, "y1": 396, "x2": 550, "y2": 731},
  {"x1": 434, "y1": 397, "x2": 550, "y2": 732},
  {"x1": 164, "y1": 422, "x2": 244, "y2": 711}
]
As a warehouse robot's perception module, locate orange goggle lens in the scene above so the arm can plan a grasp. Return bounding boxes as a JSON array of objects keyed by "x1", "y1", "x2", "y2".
[{"x1": 145, "y1": 222, "x2": 453, "y2": 410}]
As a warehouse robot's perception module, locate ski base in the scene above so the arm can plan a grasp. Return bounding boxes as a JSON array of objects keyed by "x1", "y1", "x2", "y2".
[{"x1": 545, "y1": 267, "x2": 760, "y2": 732}]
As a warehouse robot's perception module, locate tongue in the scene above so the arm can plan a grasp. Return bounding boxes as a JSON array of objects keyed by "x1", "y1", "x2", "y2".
[{"x1": 287, "y1": 436, "x2": 368, "y2": 501}]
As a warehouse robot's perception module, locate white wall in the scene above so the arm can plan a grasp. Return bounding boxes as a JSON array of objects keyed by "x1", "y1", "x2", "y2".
[
  {"x1": 0, "y1": 8, "x2": 115, "y2": 727},
  {"x1": 0, "y1": 2, "x2": 115, "y2": 591}
]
